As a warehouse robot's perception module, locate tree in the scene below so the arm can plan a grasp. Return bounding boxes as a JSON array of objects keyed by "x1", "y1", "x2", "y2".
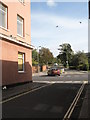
[
  {"x1": 32, "y1": 49, "x2": 38, "y2": 65},
  {"x1": 70, "y1": 51, "x2": 89, "y2": 71},
  {"x1": 39, "y1": 47, "x2": 54, "y2": 65},
  {"x1": 57, "y1": 43, "x2": 74, "y2": 67},
  {"x1": 52, "y1": 57, "x2": 61, "y2": 65}
]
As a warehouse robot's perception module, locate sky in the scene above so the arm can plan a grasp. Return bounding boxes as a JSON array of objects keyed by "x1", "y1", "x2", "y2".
[{"x1": 31, "y1": 0, "x2": 88, "y2": 57}]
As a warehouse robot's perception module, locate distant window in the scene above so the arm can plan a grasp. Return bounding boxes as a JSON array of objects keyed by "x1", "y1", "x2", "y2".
[
  {"x1": 17, "y1": 15, "x2": 24, "y2": 37},
  {"x1": 18, "y1": 52, "x2": 25, "y2": 72},
  {"x1": 0, "y1": 3, "x2": 7, "y2": 28}
]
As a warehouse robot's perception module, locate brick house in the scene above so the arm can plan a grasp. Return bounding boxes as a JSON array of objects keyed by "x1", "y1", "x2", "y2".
[{"x1": 0, "y1": 0, "x2": 33, "y2": 86}]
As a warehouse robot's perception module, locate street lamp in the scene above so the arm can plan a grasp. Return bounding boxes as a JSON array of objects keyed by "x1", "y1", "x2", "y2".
[
  {"x1": 37, "y1": 46, "x2": 41, "y2": 73},
  {"x1": 66, "y1": 52, "x2": 69, "y2": 68}
]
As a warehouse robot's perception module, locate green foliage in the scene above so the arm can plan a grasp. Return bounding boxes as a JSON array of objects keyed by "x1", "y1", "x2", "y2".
[
  {"x1": 32, "y1": 50, "x2": 38, "y2": 61},
  {"x1": 77, "y1": 64, "x2": 89, "y2": 71},
  {"x1": 39, "y1": 47, "x2": 54, "y2": 65},
  {"x1": 57, "y1": 43, "x2": 89, "y2": 71},
  {"x1": 84, "y1": 63, "x2": 89, "y2": 71},
  {"x1": 69, "y1": 66, "x2": 77, "y2": 70},
  {"x1": 52, "y1": 57, "x2": 61, "y2": 65},
  {"x1": 32, "y1": 58, "x2": 38, "y2": 66},
  {"x1": 57, "y1": 43, "x2": 74, "y2": 67},
  {"x1": 70, "y1": 51, "x2": 89, "y2": 71},
  {"x1": 32, "y1": 49, "x2": 38, "y2": 66}
]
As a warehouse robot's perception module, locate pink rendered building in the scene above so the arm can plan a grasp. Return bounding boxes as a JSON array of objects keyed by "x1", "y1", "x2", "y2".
[{"x1": 0, "y1": 0, "x2": 33, "y2": 86}]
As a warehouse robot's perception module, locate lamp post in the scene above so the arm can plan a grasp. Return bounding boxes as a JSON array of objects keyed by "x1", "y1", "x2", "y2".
[
  {"x1": 66, "y1": 52, "x2": 69, "y2": 68},
  {"x1": 37, "y1": 46, "x2": 41, "y2": 73}
]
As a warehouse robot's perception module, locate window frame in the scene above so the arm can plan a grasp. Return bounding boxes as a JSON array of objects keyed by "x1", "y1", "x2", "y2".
[
  {"x1": 18, "y1": 52, "x2": 25, "y2": 72},
  {"x1": 0, "y1": 2, "x2": 8, "y2": 29},
  {"x1": 17, "y1": 15, "x2": 24, "y2": 37}
]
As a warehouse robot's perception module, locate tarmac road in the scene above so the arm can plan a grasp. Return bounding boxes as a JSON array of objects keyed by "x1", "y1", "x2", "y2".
[
  {"x1": 2, "y1": 83, "x2": 83, "y2": 119},
  {"x1": 32, "y1": 70, "x2": 88, "y2": 83},
  {"x1": 2, "y1": 70, "x2": 88, "y2": 119}
]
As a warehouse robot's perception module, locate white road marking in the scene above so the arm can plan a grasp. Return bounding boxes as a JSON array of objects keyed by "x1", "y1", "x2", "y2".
[
  {"x1": 33, "y1": 80, "x2": 88, "y2": 84},
  {"x1": 1, "y1": 80, "x2": 88, "y2": 104}
]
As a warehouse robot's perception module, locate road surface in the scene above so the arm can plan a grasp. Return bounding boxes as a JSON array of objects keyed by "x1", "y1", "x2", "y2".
[
  {"x1": 2, "y1": 70, "x2": 88, "y2": 119},
  {"x1": 32, "y1": 70, "x2": 88, "y2": 83}
]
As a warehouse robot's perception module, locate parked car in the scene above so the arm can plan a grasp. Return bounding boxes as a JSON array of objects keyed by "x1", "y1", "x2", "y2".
[{"x1": 47, "y1": 67, "x2": 60, "y2": 76}]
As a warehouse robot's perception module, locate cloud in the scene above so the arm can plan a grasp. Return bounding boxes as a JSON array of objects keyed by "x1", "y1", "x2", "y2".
[
  {"x1": 31, "y1": 12, "x2": 88, "y2": 57},
  {"x1": 31, "y1": 13, "x2": 88, "y2": 30},
  {"x1": 47, "y1": 0, "x2": 57, "y2": 7}
]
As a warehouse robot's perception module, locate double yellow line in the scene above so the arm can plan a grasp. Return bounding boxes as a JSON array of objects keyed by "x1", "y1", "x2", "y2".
[{"x1": 63, "y1": 82, "x2": 86, "y2": 120}]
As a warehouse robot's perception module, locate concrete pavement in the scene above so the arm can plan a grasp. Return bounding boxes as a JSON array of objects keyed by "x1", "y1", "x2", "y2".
[
  {"x1": 32, "y1": 71, "x2": 47, "y2": 76},
  {"x1": 79, "y1": 84, "x2": 90, "y2": 119},
  {"x1": 64, "y1": 70, "x2": 88, "y2": 75},
  {"x1": 2, "y1": 71, "x2": 48, "y2": 101},
  {"x1": 79, "y1": 86, "x2": 88, "y2": 118},
  {"x1": 2, "y1": 82, "x2": 47, "y2": 101}
]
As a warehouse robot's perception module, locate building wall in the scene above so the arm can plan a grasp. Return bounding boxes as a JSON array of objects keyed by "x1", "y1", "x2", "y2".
[
  {"x1": 0, "y1": 0, "x2": 32, "y2": 86},
  {"x1": 1, "y1": 40, "x2": 32, "y2": 86},
  {"x1": 32, "y1": 66, "x2": 38, "y2": 73},
  {"x1": 0, "y1": 0, "x2": 31, "y2": 45},
  {"x1": 0, "y1": 39, "x2": 2, "y2": 86},
  {"x1": 42, "y1": 65, "x2": 47, "y2": 72}
]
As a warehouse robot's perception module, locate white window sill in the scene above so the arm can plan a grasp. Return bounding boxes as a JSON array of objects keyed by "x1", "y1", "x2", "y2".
[
  {"x1": 0, "y1": 26, "x2": 10, "y2": 32},
  {"x1": 17, "y1": 34, "x2": 25, "y2": 39}
]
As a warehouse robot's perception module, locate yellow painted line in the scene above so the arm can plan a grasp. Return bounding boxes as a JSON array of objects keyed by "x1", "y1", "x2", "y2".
[
  {"x1": 63, "y1": 81, "x2": 86, "y2": 120},
  {"x1": 67, "y1": 84, "x2": 84, "y2": 119},
  {"x1": 1, "y1": 80, "x2": 88, "y2": 105},
  {"x1": 0, "y1": 83, "x2": 54, "y2": 104}
]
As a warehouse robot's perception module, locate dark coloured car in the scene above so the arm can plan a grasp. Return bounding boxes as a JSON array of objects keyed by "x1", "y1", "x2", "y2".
[{"x1": 47, "y1": 68, "x2": 60, "y2": 76}]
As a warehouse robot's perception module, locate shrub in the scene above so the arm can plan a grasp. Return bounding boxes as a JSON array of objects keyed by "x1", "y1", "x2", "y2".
[
  {"x1": 69, "y1": 66, "x2": 77, "y2": 70},
  {"x1": 83, "y1": 63, "x2": 89, "y2": 71},
  {"x1": 77, "y1": 65, "x2": 83, "y2": 70},
  {"x1": 77, "y1": 64, "x2": 89, "y2": 71}
]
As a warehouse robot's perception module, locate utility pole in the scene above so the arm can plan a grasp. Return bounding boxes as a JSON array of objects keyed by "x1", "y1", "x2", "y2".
[{"x1": 37, "y1": 46, "x2": 41, "y2": 73}]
